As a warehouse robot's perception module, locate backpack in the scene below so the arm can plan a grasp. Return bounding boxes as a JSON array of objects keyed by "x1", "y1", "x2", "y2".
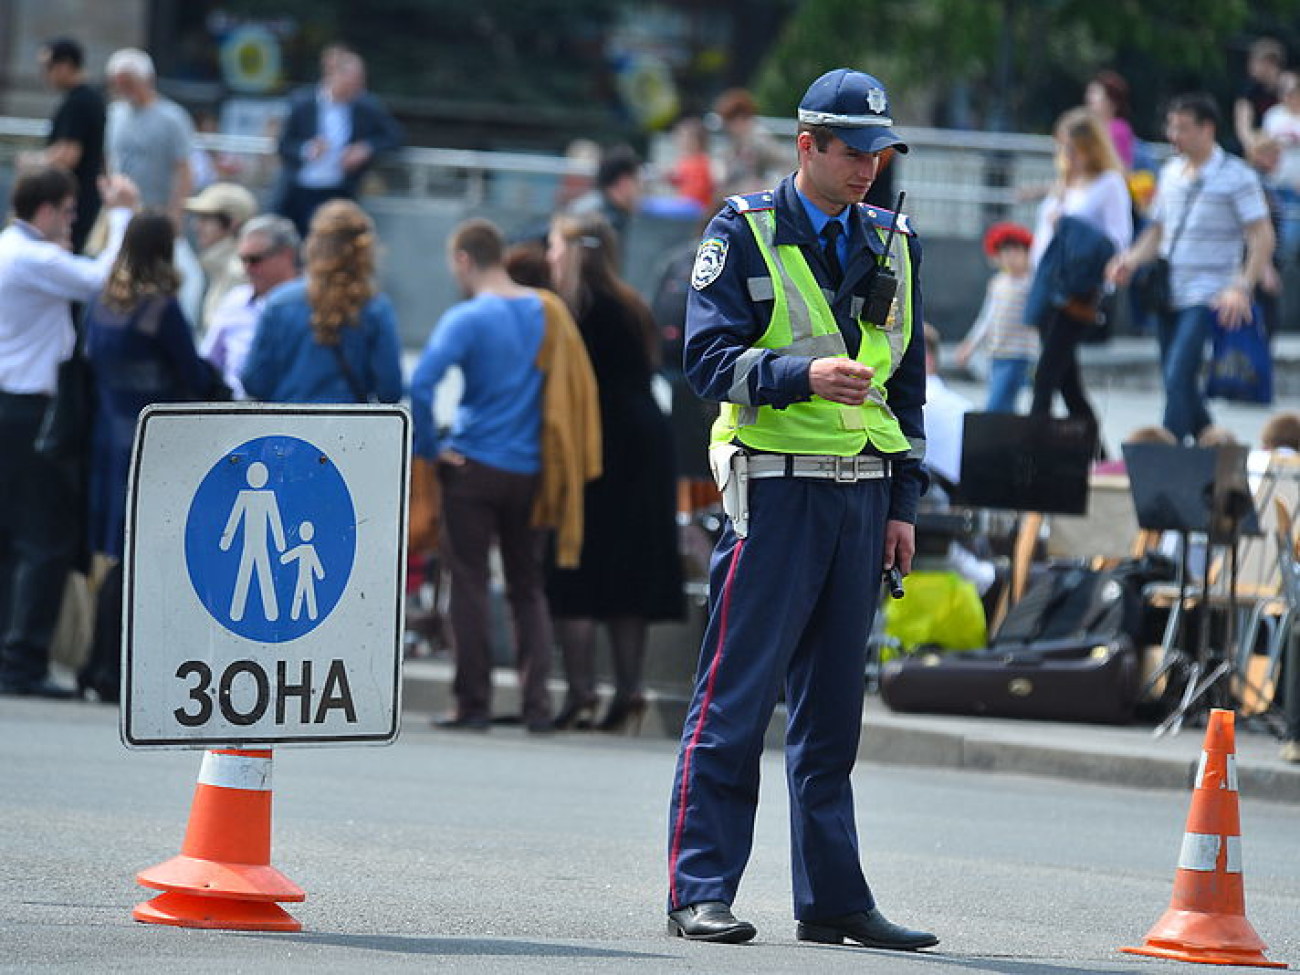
[{"x1": 993, "y1": 553, "x2": 1175, "y2": 649}]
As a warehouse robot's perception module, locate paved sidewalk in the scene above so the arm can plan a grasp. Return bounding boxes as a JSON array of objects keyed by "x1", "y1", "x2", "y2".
[{"x1": 401, "y1": 658, "x2": 1300, "y2": 806}]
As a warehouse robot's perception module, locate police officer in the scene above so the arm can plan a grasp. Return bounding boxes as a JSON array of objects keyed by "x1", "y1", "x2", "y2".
[{"x1": 665, "y1": 68, "x2": 936, "y2": 950}]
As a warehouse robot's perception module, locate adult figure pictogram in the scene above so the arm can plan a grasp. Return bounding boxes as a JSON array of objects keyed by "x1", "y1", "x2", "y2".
[{"x1": 220, "y1": 461, "x2": 287, "y2": 621}]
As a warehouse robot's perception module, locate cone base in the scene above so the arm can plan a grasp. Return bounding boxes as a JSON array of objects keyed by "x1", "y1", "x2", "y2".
[
  {"x1": 133, "y1": 891, "x2": 302, "y2": 932},
  {"x1": 1121, "y1": 944, "x2": 1287, "y2": 969},
  {"x1": 137, "y1": 854, "x2": 305, "y2": 902}
]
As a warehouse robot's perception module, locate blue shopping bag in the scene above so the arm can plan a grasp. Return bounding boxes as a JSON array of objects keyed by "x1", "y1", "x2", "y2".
[{"x1": 1205, "y1": 306, "x2": 1273, "y2": 405}]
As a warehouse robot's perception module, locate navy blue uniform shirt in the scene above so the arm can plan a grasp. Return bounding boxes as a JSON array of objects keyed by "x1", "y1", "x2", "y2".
[{"x1": 684, "y1": 173, "x2": 928, "y2": 523}]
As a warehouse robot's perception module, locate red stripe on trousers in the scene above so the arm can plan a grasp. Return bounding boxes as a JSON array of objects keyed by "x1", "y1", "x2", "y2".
[{"x1": 668, "y1": 536, "x2": 746, "y2": 908}]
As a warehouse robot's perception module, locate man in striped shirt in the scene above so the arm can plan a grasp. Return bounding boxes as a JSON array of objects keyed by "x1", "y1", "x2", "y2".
[{"x1": 1109, "y1": 92, "x2": 1275, "y2": 442}]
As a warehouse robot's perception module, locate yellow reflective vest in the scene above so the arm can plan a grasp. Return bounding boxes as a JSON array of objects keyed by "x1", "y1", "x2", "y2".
[{"x1": 711, "y1": 200, "x2": 915, "y2": 457}]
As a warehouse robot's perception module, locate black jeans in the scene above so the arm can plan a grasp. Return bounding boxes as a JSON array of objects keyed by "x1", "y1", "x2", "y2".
[
  {"x1": 0, "y1": 392, "x2": 77, "y2": 685},
  {"x1": 1030, "y1": 308, "x2": 1099, "y2": 434}
]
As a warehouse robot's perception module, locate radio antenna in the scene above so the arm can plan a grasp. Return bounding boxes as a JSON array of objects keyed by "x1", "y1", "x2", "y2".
[{"x1": 878, "y1": 191, "x2": 905, "y2": 265}]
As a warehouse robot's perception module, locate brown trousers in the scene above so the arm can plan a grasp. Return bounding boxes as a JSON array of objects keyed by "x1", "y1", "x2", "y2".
[{"x1": 437, "y1": 458, "x2": 552, "y2": 725}]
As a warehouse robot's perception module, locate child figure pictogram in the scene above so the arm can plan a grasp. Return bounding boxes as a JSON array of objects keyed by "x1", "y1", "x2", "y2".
[{"x1": 280, "y1": 520, "x2": 325, "y2": 621}]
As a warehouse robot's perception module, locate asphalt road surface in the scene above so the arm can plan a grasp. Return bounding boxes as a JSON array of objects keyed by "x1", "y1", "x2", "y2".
[{"x1": 3, "y1": 698, "x2": 1297, "y2": 973}]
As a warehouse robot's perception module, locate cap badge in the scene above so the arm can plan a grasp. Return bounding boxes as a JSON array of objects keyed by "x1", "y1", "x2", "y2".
[{"x1": 866, "y1": 87, "x2": 887, "y2": 114}]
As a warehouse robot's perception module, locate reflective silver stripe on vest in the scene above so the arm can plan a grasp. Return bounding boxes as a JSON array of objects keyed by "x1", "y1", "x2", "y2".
[
  {"x1": 748, "y1": 211, "x2": 819, "y2": 346},
  {"x1": 850, "y1": 296, "x2": 864, "y2": 320},
  {"x1": 787, "y1": 333, "x2": 847, "y2": 357},
  {"x1": 747, "y1": 276, "x2": 775, "y2": 301},
  {"x1": 865, "y1": 385, "x2": 895, "y2": 418},
  {"x1": 882, "y1": 232, "x2": 911, "y2": 375},
  {"x1": 907, "y1": 435, "x2": 927, "y2": 461},
  {"x1": 883, "y1": 323, "x2": 906, "y2": 377},
  {"x1": 727, "y1": 347, "x2": 766, "y2": 406},
  {"x1": 738, "y1": 405, "x2": 760, "y2": 426}
]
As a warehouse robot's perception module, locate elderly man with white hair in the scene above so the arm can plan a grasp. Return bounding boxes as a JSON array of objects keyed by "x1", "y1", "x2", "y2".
[
  {"x1": 104, "y1": 47, "x2": 204, "y2": 323},
  {"x1": 104, "y1": 48, "x2": 194, "y2": 230}
]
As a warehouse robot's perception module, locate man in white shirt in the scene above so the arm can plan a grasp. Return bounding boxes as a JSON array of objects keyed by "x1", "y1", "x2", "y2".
[
  {"x1": 1109, "y1": 92, "x2": 1275, "y2": 442},
  {"x1": 200, "y1": 215, "x2": 300, "y2": 398},
  {"x1": 0, "y1": 166, "x2": 137, "y2": 697},
  {"x1": 921, "y1": 323, "x2": 972, "y2": 493}
]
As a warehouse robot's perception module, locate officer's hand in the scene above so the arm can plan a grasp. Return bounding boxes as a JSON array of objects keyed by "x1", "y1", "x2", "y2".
[
  {"x1": 809, "y1": 358, "x2": 874, "y2": 405},
  {"x1": 883, "y1": 519, "x2": 916, "y2": 576}
]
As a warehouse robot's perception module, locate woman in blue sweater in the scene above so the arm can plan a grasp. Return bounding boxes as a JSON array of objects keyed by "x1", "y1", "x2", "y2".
[{"x1": 242, "y1": 199, "x2": 402, "y2": 404}]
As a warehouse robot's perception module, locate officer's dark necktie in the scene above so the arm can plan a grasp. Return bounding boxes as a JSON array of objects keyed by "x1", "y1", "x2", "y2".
[{"x1": 820, "y1": 220, "x2": 843, "y2": 287}]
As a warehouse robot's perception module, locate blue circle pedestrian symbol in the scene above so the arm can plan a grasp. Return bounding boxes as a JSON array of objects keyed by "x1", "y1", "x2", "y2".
[{"x1": 185, "y1": 435, "x2": 356, "y2": 642}]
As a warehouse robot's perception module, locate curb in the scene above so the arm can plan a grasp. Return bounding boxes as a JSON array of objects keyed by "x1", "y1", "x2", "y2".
[{"x1": 401, "y1": 660, "x2": 1300, "y2": 805}]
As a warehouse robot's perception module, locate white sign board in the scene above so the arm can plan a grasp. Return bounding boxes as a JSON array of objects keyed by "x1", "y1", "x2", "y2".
[{"x1": 122, "y1": 405, "x2": 409, "y2": 748}]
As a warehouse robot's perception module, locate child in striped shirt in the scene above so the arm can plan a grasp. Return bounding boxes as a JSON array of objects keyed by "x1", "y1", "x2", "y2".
[{"x1": 955, "y1": 223, "x2": 1038, "y2": 413}]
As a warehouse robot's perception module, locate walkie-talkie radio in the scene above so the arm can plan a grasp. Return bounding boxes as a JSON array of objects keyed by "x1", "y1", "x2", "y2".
[{"x1": 861, "y1": 191, "x2": 905, "y2": 326}]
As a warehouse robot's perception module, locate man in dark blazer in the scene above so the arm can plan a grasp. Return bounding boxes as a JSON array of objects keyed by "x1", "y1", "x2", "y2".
[{"x1": 274, "y1": 50, "x2": 403, "y2": 235}]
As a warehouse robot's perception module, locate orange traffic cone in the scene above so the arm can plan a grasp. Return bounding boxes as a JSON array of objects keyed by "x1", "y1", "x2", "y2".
[
  {"x1": 1121, "y1": 709, "x2": 1285, "y2": 968},
  {"x1": 134, "y1": 748, "x2": 305, "y2": 931}
]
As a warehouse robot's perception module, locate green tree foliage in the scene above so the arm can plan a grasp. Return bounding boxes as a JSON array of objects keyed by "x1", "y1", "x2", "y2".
[{"x1": 753, "y1": 0, "x2": 1300, "y2": 131}]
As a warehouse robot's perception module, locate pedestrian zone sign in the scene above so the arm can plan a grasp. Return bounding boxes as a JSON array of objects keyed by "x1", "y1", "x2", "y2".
[{"x1": 122, "y1": 405, "x2": 410, "y2": 748}]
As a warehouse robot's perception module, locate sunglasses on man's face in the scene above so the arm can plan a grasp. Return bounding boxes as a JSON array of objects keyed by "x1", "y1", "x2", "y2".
[{"x1": 240, "y1": 250, "x2": 273, "y2": 266}]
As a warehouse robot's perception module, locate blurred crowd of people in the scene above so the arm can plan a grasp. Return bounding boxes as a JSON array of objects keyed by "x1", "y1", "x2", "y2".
[
  {"x1": 4, "y1": 33, "x2": 1299, "y2": 766},
  {"x1": 5, "y1": 36, "x2": 796, "y2": 720},
  {"x1": 948, "y1": 49, "x2": 1291, "y2": 471}
]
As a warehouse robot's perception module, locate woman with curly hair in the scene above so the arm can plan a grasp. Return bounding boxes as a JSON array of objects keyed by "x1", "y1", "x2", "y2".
[
  {"x1": 85, "y1": 210, "x2": 215, "y2": 561},
  {"x1": 241, "y1": 198, "x2": 402, "y2": 403}
]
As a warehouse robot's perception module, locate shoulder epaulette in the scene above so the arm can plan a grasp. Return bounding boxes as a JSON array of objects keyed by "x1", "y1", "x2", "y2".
[
  {"x1": 726, "y1": 191, "x2": 776, "y2": 213},
  {"x1": 858, "y1": 204, "x2": 914, "y2": 236}
]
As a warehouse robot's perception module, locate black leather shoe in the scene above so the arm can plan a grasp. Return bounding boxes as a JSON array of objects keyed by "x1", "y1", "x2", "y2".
[
  {"x1": 796, "y1": 908, "x2": 938, "y2": 951},
  {"x1": 0, "y1": 677, "x2": 78, "y2": 699},
  {"x1": 667, "y1": 901, "x2": 757, "y2": 943}
]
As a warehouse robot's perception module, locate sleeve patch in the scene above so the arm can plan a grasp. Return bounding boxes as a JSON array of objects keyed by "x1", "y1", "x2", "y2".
[{"x1": 691, "y1": 236, "x2": 729, "y2": 290}]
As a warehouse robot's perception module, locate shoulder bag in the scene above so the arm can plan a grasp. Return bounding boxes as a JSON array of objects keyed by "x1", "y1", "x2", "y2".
[
  {"x1": 1133, "y1": 173, "x2": 1204, "y2": 317},
  {"x1": 35, "y1": 307, "x2": 94, "y2": 463}
]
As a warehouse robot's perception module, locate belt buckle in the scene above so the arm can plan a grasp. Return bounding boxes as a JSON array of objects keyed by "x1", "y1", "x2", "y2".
[{"x1": 834, "y1": 457, "x2": 856, "y2": 482}]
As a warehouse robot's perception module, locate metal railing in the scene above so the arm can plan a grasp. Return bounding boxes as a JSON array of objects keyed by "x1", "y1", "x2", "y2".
[{"x1": 0, "y1": 114, "x2": 1061, "y2": 237}]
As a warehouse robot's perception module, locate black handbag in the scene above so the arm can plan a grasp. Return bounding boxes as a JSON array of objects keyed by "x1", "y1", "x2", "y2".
[
  {"x1": 34, "y1": 317, "x2": 93, "y2": 463},
  {"x1": 1132, "y1": 174, "x2": 1204, "y2": 318},
  {"x1": 1132, "y1": 258, "x2": 1171, "y2": 316}
]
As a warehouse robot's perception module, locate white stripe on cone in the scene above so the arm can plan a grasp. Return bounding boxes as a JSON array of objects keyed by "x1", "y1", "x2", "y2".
[
  {"x1": 197, "y1": 751, "x2": 272, "y2": 791},
  {"x1": 1178, "y1": 832, "x2": 1242, "y2": 873},
  {"x1": 1194, "y1": 752, "x2": 1240, "y2": 791}
]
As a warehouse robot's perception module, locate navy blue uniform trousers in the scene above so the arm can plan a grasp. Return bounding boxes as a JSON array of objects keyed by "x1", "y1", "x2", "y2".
[{"x1": 667, "y1": 473, "x2": 888, "y2": 920}]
